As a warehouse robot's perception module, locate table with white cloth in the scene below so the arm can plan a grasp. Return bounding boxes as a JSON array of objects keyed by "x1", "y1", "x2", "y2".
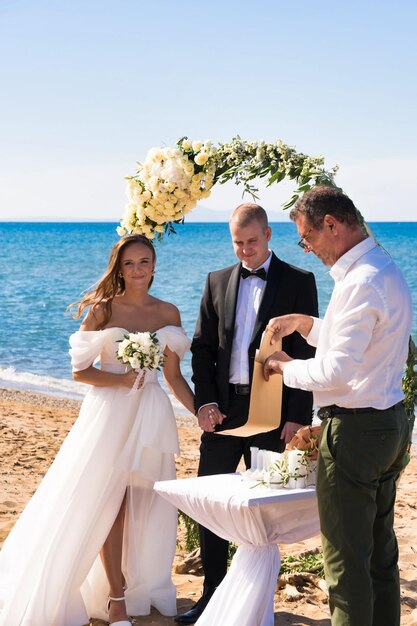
[{"x1": 154, "y1": 473, "x2": 320, "y2": 626}]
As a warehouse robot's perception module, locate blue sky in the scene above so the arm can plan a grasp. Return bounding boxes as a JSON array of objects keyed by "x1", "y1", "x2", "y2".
[{"x1": 1, "y1": 0, "x2": 416, "y2": 222}]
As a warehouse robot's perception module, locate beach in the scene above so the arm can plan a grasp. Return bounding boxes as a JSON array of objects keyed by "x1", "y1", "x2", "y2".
[{"x1": 1, "y1": 387, "x2": 416, "y2": 625}]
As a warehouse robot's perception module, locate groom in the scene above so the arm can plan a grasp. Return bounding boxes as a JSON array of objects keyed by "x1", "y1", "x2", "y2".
[{"x1": 175, "y1": 203, "x2": 318, "y2": 624}]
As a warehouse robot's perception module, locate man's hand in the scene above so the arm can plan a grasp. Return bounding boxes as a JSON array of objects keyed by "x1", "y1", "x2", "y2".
[
  {"x1": 263, "y1": 351, "x2": 293, "y2": 380},
  {"x1": 197, "y1": 404, "x2": 225, "y2": 432},
  {"x1": 267, "y1": 314, "x2": 313, "y2": 345},
  {"x1": 280, "y1": 421, "x2": 306, "y2": 443}
]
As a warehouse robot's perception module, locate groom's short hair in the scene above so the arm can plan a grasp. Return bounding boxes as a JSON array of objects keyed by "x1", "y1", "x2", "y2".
[{"x1": 230, "y1": 203, "x2": 269, "y2": 229}]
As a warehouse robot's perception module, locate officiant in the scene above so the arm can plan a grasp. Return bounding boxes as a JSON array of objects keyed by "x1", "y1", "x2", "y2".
[
  {"x1": 174, "y1": 202, "x2": 318, "y2": 624},
  {"x1": 263, "y1": 186, "x2": 412, "y2": 626}
]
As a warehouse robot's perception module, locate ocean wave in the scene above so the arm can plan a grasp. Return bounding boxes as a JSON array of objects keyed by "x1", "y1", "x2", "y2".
[
  {"x1": 0, "y1": 366, "x2": 193, "y2": 416},
  {"x1": 0, "y1": 366, "x2": 88, "y2": 400}
]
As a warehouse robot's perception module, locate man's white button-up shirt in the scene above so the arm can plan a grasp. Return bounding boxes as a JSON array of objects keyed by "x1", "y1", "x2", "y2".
[
  {"x1": 284, "y1": 238, "x2": 412, "y2": 409},
  {"x1": 229, "y1": 252, "x2": 272, "y2": 385}
]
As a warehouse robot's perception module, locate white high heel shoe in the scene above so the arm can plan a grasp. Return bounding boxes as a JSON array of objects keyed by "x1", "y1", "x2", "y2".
[{"x1": 107, "y1": 595, "x2": 132, "y2": 626}]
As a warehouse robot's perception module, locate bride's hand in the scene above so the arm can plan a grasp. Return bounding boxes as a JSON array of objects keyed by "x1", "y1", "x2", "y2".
[
  {"x1": 122, "y1": 370, "x2": 144, "y2": 389},
  {"x1": 197, "y1": 404, "x2": 225, "y2": 432}
]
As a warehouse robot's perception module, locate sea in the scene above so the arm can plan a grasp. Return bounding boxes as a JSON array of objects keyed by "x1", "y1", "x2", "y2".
[{"x1": 0, "y1": 221, "x2": 416, "y2": 422}]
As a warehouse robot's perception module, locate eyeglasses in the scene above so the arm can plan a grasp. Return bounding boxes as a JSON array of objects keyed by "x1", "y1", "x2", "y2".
[{"x1": 297, "y1": 228, "x2": 313, "y2": 250}]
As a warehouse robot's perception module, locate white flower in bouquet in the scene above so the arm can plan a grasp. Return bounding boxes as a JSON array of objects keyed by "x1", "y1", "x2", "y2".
[{"x1": 116, "y1": 331, "x2": 165, "y2": 373}]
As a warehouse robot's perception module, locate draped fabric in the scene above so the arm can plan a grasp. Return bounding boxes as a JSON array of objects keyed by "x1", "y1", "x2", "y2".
[
  {"x1": 155, "y1": 474, "x2": 320, "y2": 626},
  {"x1": 0, "y1": 326, "x2": 190, "y2": 626}
]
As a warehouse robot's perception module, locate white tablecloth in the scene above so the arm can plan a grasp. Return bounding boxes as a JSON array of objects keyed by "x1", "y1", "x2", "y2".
[{"x1": 154, "y1": 473, "x2": 320, "y2": 626}]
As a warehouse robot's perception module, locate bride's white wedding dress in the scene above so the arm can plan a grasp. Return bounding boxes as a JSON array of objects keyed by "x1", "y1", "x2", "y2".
[{"x1": 0, "y1": 325, "x2": 191, "y2": 626}]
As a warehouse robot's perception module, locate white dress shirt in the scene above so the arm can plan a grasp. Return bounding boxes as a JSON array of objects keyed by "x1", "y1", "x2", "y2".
[
  {"x1": 284, "y1": 238, "x2": 412, "y2": 409},
  {"x1": 229, "y1": 252, "x2": 272, "y2": 384}
]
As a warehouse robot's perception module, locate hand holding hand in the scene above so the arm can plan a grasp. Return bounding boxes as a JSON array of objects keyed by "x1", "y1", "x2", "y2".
[
  {"x1": 263, "y1": 351, "x2": 293, "y2": 380},
  {"x1": 197, "y1": 404, "x2": 225, "y2": 432}
]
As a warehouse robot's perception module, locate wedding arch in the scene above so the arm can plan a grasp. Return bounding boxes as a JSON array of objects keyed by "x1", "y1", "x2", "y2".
[
  {"x1": 118, "y1": 135, "x2": 415, "y2": 444},
  {"x1": 117, "y1": 136, "x2": 339, "y2": 240}
]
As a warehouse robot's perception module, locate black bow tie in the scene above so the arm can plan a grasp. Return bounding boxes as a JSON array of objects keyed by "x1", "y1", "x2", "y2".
[{"x1": 240, "y1": 267, "x2": 267, "y2": 281}]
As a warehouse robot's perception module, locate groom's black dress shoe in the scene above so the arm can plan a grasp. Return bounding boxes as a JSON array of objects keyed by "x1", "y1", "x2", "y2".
[{"x1": 174, "y1": 592, "x2": 213, "y2": 624}]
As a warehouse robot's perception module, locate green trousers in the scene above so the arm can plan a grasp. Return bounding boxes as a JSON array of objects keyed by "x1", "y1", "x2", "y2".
[{"x1": 317, "y1": 403, "x2": 410, "y2": 626}]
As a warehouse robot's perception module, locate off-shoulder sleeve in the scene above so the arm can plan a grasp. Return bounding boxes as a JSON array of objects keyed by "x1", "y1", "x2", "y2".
[
  {"x1": 69, "y1": 331, "x2": 106, "y2": 372},
  {"x1": 156, "y1": 326, "x2": 191, "y2": 360}
]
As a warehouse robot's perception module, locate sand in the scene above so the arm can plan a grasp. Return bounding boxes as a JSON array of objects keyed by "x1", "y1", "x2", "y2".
[{"x1": 1, "y1": 387, "x2": 416, "y2": 625}]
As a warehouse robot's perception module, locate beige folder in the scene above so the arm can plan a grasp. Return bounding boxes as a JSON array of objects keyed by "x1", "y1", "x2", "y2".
[{"x1": 219, "y1": 327, "x2": 282, "y2": 437}]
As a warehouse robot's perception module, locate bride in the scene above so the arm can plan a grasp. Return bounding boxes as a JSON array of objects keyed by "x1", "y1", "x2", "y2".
[{"x1": 0, "y1": 234, "x2": 195, "y2": 626}]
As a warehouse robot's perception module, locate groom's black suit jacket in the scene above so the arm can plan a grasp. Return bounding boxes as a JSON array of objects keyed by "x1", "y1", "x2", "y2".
[{"x1": 191, "y1": 252, "x2": 318, "y2": 432}]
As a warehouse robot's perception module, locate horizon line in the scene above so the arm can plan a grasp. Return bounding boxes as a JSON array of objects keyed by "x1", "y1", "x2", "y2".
[{"x1": 1, "y1": 219, "x2": 416, "y2": 225}]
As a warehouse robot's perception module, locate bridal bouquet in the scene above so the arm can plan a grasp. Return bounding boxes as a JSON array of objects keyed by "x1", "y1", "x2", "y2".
[{"x1": 116, "y1": 331, "x2": 165, "y2": 372}]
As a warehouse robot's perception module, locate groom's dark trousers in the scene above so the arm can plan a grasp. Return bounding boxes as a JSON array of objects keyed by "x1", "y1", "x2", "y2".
[{"x1": 191, "y1": 252, "x2": 318, "y2": 596}]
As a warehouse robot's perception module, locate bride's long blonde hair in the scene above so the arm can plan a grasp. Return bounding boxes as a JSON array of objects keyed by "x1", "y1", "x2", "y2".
[{"x1": 69, "y1": 234, "x2": 156, "y2": 329}]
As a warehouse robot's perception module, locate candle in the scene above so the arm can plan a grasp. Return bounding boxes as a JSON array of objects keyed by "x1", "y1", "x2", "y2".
[
  {"x1": 250, "y1": 446, "x2": 259, "y2": 471},
  {"x1": 257, "y1": 450, "x2": 265, "y2": 471},
  {"x1": 287, "y1": 450, "x2": 307, "y2": 489}
]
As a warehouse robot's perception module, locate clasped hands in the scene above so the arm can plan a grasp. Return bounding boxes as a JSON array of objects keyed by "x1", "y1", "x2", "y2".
[{"x1": 197, "y1": 404, "x2": 225, "y2": 432}]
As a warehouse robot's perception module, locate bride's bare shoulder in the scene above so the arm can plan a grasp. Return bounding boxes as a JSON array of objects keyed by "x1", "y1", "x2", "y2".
[
  {"x1": 150, "y1": 297, "x2": 181, "y2": 327},
  {"x1": 80, "y1": 302, "x2": 109, "y2": 331}
]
